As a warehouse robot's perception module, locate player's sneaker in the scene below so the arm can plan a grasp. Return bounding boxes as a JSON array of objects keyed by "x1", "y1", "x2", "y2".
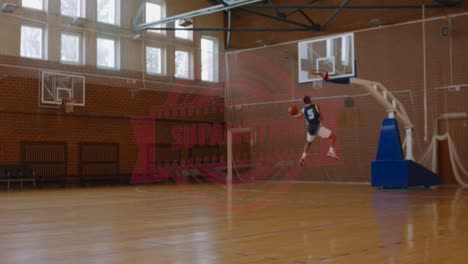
[
  {"x1": 299, "y1": 153, "x2": 307, "y2": 167},
  {"x1": 327, "y1": 148, "x2": 339, "y2": 160},
  {"x1": 299, "y1": 157, "x2": 306, "y2": 167}
]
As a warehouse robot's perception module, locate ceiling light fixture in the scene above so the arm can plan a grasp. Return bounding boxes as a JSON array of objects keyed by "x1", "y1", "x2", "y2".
[{"x1": 1, "y1": 3, "x2": 17, "y2": 13}]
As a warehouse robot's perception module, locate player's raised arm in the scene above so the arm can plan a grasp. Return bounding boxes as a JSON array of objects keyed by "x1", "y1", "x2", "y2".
[
  {"x1": 288, "y1": 105, "x2": 303, "y2": 118},
  {"x1": 293, "y1": 111, "x2": 303, "y2": 118}
]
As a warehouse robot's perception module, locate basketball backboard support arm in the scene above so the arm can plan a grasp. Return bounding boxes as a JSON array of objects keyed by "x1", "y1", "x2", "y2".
[{"x1": 350, "y1": 78, "x2": 414, "y2": 161}]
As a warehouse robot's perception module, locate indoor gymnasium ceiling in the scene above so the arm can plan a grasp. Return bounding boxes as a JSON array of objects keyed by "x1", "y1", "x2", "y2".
[
  {"x1": 133, "y1": 1, "x2": 467, "y2": 49},
  {"x1": 201, "y1": 0, "x2": 468, "y2": 49}
]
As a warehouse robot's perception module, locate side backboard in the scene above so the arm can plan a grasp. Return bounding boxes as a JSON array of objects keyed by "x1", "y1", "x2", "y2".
[
  {"x1": 298, "y1": 33, "x2": 355, "y2": 83},
  {"x1": 41, "y1": 71, "x2": 85, "y2": 106}
]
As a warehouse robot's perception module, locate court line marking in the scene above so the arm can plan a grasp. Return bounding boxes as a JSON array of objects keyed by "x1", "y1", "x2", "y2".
[{"x1": 267, "y1": 180, "x2": 370, "y2": 185}]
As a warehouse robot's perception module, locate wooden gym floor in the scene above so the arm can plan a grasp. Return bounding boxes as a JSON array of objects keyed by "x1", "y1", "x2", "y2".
[{"x1": 1, "y1": 183, "x2": 467, "y2": 264}]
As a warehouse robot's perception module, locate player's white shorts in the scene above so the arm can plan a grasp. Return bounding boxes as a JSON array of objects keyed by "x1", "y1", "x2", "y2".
[{"x1": 307, "y1": 125, "x2": 332, "y2": 142}]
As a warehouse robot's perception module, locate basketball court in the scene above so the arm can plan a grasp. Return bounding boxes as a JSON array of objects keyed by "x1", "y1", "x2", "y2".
[{"x1": 1, "y1": 1, "x2": 468, "y2": 263}]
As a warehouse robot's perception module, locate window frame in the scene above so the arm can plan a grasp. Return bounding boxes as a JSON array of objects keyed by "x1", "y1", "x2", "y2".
[
  {"x1": 200, "y1": 36, "x2": 219, "y2": 83},
  {"x1": 60, "y1": 0, "x2": 86, "y2": 18},
  {"x1": 96, "y1": 0, "x2": 121, "y2": 26},
  {"x1": 174, "y1": 49, "x2": 193, "y2": 80},
  {"x1": 22, "y1": 0, "x2": 47, "y2": 11},
  {"x1": 60, "y1": 32, "x2": 84, "y2": 65},
  {"x1": 20, "y1": 24, "x2": 47, "y2": 60},
  {"x1": 175, "y1": 19, "x2": 193, "y2": 41},
  {"x1": 145, "y1": 45, "x2": 166, "y2": 76},
  {"x1": 96, "y1": 36, "x2": 120, "y2": 70},
  {"x1": 145, "y1": 0, "x2": 166, "y2": 35}
]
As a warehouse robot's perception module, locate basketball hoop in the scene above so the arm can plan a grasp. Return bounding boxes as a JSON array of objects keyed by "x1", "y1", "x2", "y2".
[
  {"x1": 309, "y1": 70, "x2": 330, "y2": 80},
  {"x1": 309, "y1": 70, "x2": 329, "y2": 90},
  {"x1": 62, "y1": 99, "x2": 75, "y2": 113}
]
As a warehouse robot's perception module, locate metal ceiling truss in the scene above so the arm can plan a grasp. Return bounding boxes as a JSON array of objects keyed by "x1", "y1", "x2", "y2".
[
  {"x1": 133, "y1": 0, "x2": 464, "y2": 47},
  {"x1": 133, "y1": 0, "x2": 265, "y2": 32}
]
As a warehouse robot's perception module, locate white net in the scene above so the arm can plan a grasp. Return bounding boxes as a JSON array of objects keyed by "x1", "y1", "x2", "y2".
[
  {"x1": 418, "y1": 134, "x2": 468, "y2": 187},
  {"x1": 312, "y1": 79, "x2": 323, "y2": 90},
  {"x1": 62, "y1": 99, "x2": 75, "y2": 113}
]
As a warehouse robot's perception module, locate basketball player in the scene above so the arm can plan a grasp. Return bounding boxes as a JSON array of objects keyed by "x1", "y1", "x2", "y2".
[{"x1": 292, "y1": 96, "x2": 339, "y2": 166}]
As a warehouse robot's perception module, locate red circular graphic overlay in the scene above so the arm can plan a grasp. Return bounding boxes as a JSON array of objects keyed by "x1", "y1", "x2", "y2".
[{"x1": 131, "y1": 53, "x2": 344, "y2": 213}]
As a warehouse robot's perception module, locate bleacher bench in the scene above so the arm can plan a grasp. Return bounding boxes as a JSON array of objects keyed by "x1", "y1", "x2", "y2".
[{"x1": 0, "y1": 165, "x2": 36, "y2": 189}]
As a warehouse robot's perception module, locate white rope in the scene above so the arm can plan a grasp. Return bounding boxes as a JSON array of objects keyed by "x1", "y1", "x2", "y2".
[
  {"x1": 422, "y1": 4, "x2": 429, "y2": 142},
  {"x1": 417, "y1": 137, "x2": 434, "y2": 168},
  {"x1": 418, "y1": 134, "x2": 468, "y2": 187},
  {"x1": 448, "y1": 137, "x2": 468, "y2": 178}
]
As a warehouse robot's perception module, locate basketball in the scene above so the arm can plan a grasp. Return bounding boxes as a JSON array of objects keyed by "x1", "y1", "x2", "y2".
[{"x1": 288, "y1": 105, "x2": 298, "y2": 116}]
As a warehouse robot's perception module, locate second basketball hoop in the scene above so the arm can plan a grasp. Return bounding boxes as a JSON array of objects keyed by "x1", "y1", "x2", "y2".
[{"x1": 62, "y1": 99, "x2": 76, "y2": 113}]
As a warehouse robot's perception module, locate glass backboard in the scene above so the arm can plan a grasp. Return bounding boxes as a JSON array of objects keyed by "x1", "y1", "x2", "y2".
[{"x1": 298, "y1": 33, "x2": 355, "y2": 83}]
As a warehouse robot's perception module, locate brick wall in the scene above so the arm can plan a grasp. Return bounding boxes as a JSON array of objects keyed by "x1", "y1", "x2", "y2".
[
  {"x1": 1, "y1": 14, "x2": 467, "y2": 185},
  {"x1": 0, "y1": 62, "x2": 225, "y2": 185},
  {"x1": 0, "y1": 0, "x2": 226, "y2": 187},
  {"x1": 225, "y1": 14, "x2": 468, "y2": 182}
]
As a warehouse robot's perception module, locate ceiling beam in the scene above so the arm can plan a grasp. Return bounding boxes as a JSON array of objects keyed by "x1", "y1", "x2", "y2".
[
  {"x1": 145, "y1": 27, "x2": 315, "y2": 32},
  {"x1": 243, "y1": 3, "x2": 463, "y2": 9},
  {"x1": 322, "y1": 0, "x2": 352, "y2": 29},
  {"x1": 298, "y1": 9, "x2": 320, "y2": 29},
  {"x1": 216, "y1": 0, "x2": 229, "y2": 6},
  {"x1": 237, "y1": 7, "x2": 317, "y2": 29},
  {"x1": 134, "y1": 0, "x2": 464, "y2": 34},
  {"x1": 134, "y1": 0, "x2": 264, "y2": 31}
]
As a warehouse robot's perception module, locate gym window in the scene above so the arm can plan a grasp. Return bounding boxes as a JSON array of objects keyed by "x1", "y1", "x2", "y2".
[
  {"x1": 21, "y1": 25, "x2": 46, "y2": 60},
  {"x1": 175, "y1": 49, "x2": 193, "y2": 80},
  {"x1": 61, "y1": 0, "x2": 85, "y2": 18},
  {"x1": 175, "y1": 19, "x2": 193, "y2": 41},
  {"x1": 97, "y1": 0, "x2": 120, "y2": 25},
  {"x1": 145, "y1": 0, "x2": 166, "y2": 34},
  {"x1": 61, "y1": 32, "x2": 83, "y2": 65},
  {"x1": 201, "y1": 37, "x2": 218, "y2": 82},
  {"x1": 97, "y1": 36, "x2": 119, "y2": 70},
  {"x1": 146, "y1": 46, "x2": 165, "y2": 75},
  {"x1": 22, "y1": 0, "x2": 46, "y2": 11}
]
